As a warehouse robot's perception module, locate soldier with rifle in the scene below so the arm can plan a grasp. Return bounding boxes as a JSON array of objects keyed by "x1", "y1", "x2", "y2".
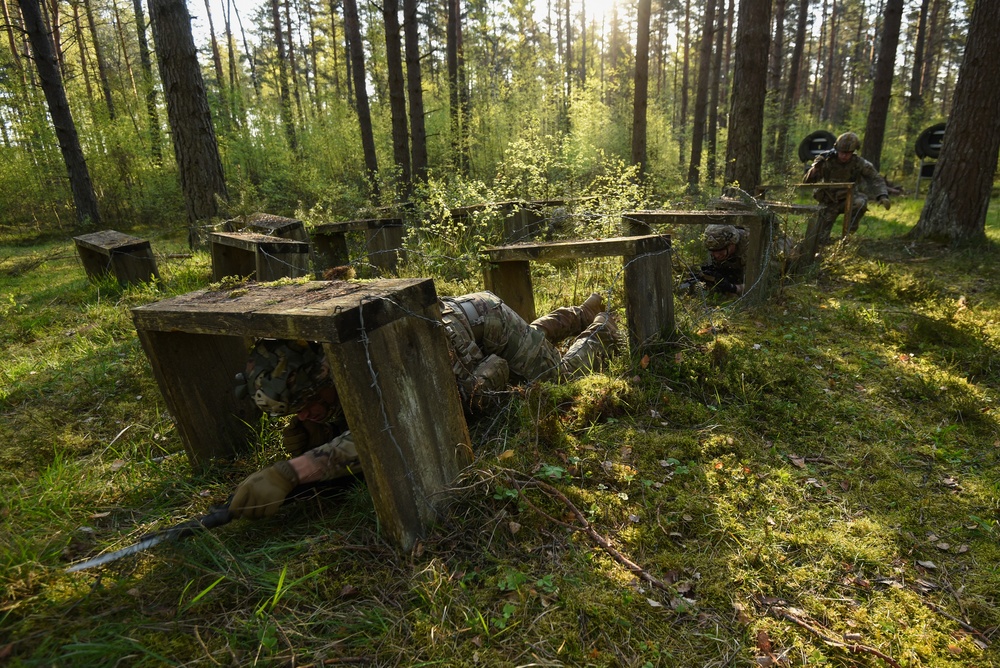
[
  {"x1": 679, "y1": 224, "x2": 749, "y2": 296},
  {"x1": 804, "y1": 131, "x2": 891, "y2": 244}
]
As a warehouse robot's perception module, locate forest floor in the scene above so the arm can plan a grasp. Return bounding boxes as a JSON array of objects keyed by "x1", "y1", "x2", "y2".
[{"x1": 1, "y1": 199, "x2": 999, "y2": 667}]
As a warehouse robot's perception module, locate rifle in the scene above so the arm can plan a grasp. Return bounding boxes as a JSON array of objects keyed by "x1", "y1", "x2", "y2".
[
  {"x1": 677, "y1": 266, "x2": 733, "y2": 295},
  {"x1": 65, "y1": 499, "x2": 233, "y2": 572}
]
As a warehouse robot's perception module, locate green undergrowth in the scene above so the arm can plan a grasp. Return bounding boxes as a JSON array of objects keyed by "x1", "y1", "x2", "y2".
[{"x1": 2, "y1": 203, "x2": 1000, "y2": 666}]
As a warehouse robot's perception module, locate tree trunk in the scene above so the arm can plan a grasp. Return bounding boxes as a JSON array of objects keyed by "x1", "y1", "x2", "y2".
[
  {"x1": 861, "y1": 0, "x2": 902, "y2": 171},
  {"x1": 83, "y1": 0, "x2": 116, "y2": 119},
  {"x1": 723, "y1": 0, "x2": 771, "y2": 194},
  {"x1": 202, "y1": 0, "x2": 229, "y2": 128},
  {"x1": 383, "y1": 0, "x2": 411, "y2": 191},
  {"x1": 132, "y1": 0, "x2": 162, "y2": 162},
  {"x1": 148, "y1": 0, "x2": 227, "y2": 239},
  {"x1": 446, "y1": 0, "x2": 467, "y2": 173},
  {"x1": 706, "y1": 0, "x2": 725, "y2": 183},
  {"x1": 631, "y1": 0, "x2": 651, "y2": 175},
  {"x1": 767, "y1": 0, "x2": 786, "y2": 92},
  {"x1": 719, "y1": 0, "x2": 734, "y2": 129},
  {"x1": 686, "y1": 0, "x2": 718, "y2": 191},
  {"x1": 772, "y1": 0, "x2": 808, "y2": 168},
  {"x1": 69, "y1": 0, "x2": 95, "y2": 104},
  {"x1": 343, "y1": 0, "x2": 380, "y2": 195},
  {"x1": 403, "y1": 0, "x2": 427, "y2": 183},
  {"x1": 902, "y1": 0, "x2": 929, "y2": 177},
  {"x1": 283, "y1": 0, "x2": 305, "y2": 122},
  {"x1": 328, "y1": 0, "x2": 342, "y2": 96},
  {"x1": 19, "y1": 0, "x2": 101, "y2": 227},
  {"x1": 920, "y1": 0, "x2": 942, "y2": 106},
  {"x1": 912, "y1": 0, "x2": 1000, "y2": 245},
  {"x1": 820, "y1": 0, "x2": 837, "y2": 121},
  {"x1": 270, "y1": 0, "x2": 296, "y2": 150},
  {"x1": 678, "y1": 0, "x2": 690, "y2": 167}
]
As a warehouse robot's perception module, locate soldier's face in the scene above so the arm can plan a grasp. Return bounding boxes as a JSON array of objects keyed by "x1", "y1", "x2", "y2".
[
  {"x1": 837, "y1": 150, "x2": 854, "y2": 164},
  {"x1": 710, "y1": 244, "x2": 735, "y2": 262}
]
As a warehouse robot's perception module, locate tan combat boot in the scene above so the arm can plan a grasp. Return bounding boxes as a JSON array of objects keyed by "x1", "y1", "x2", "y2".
[{"x1": 559, "y1": 311, "x2": 619, "y2": 378}]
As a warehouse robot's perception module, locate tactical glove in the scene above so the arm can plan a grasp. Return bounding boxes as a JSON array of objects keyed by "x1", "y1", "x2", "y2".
[
  {"x1": 879, "y1": 197, "x2": 891, "y2": 211},
  {"x1": 715, "y1": 278, "x2": 737, "y2": 294},
  {"x1": 230, "y1": 460, "x2": 298, "y2": 519}
]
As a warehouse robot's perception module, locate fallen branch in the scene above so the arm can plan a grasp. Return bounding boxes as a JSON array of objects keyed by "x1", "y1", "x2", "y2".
[
  {"x1": 920, "y1": 599, "x2": 990, "y2": 646},
  {"x1": 763, "y1": 602, "x2": 901, "y2": 668},
  {"x1": 511, "y1": 475, "x2": 674, "y2": 593}
]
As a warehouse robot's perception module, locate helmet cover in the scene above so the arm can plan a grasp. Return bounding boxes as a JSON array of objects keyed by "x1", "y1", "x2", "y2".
[
  {"x1": 704, "y1": 224, "x2": 741, "y2": 251},
  {"x1": 835, "y1": 132, "x2": 861, "y2": 153},
  {"x1": 235, "y1": 339, "x2": 331, "y2": 416}
]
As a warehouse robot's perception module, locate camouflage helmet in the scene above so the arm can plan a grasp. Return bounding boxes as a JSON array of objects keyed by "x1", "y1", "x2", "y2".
[
  {"x1": 235, "y1": 339, "x2": 331, "y2": 416},
  {"x1": 835, "y1": 131, "x2": 861, "y2": 153},
  {"x1": 704, "y1": 224, "x2": 741, "y2": 251}
]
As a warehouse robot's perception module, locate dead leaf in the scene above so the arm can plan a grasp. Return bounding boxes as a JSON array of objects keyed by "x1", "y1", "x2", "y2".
[
  {"x1": 788, "y1": 454, "x2": 806, "y2": 469},
  {"x1": 916, "y1": 560, "x2": 937, "y2": 570},
  {"x1": 947, "y1": 644, "x2": 962, "y2": 655},
  {"x1": 755, "y1": 657, "x2": 775, "y2": 667},
  {"x1": 957, "y1": 544, "x2": 970, "y2": 554},
  {"x1": 756, "y1": 629, "x2": 773, "y2": 653},
  {"x1": 640, "y1": 354, "x2": 650, "y2": 369},
  {"x1": 339, "y1": 584, "x2": 360, "y2": 598},
  {"x1": 89, "y1": 512, "x2": 111, "y2": 519},
  {"x1": 646, "y1": 598, "x2": 663, "y2": 608},
  {"x1": 936, "y1": 542, "x2": 951, "y2": 551},
  {"x1": 839, "y1": 480, "x2": 850, "y2": 491},
  {"x1": 628, "y1": 514, "x2": 640, "y2": 523},
  {"x1": 110, "y1": 460, "x2": 125, "y2": 472},
  {"x1": 508, "y1": 521, "x2": 521, "y2": 535},
  {"x1": 498, "y1": 449, "x2": 515, "y2": 460}
]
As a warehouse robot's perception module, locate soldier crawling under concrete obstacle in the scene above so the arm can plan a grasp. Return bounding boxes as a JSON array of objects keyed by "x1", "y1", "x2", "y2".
[{"x1": 228, "y1": 291, "x2": 619, "y2": 519}]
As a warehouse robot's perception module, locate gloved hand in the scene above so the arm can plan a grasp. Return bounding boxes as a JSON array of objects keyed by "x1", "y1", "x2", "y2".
[
  {"x1": 281, "y1": 417, "x2": 309, "y2": 456},
  {"x1": 879, "y1": 197, "x2": 891, "y2": 210},
  {"x1": 230, "y1": 460, "x2": 298, "y2": 519}
]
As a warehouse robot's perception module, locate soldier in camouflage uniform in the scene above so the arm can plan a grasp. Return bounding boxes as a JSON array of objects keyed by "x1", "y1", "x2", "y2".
[
  {"x1": 804, "y1": 131, "x2": 891, "y2": 244},
  {"x1": 229, "y1": 292, "x2": 617, "y2": 519},
  {"x1": 685, "y1": 224, "x2": 749, "y2": 295}
]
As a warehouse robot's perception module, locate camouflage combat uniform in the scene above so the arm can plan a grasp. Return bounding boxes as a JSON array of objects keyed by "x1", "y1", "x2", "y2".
[
  {"x1": 804, "y1": 150, "x2": 888, "y2": 244},
  {"x1": 238, "y1": 293, "x2": 615, "y2": 485},
  {"x1": 439, "y1": 291, "x2": 614, "y2": 408},
  {"x1": 700, "y1": 225, "x2": 749, "y2": 293}
]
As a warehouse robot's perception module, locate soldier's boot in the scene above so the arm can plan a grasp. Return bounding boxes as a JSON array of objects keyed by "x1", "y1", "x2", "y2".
[
  {"x1": 530, "y1": 293, "x2": 604, "y2": 342},
  {"x1": 560, "y1": 312, "x2": 620, "y2": 379}
]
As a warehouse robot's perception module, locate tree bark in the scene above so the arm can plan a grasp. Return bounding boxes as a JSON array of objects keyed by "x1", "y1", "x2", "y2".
[
  {"x1": 912, "y1": 0, "x2": 1000, "y2": 245},
  {"x1": 148, "y1": 0, "x2": 227, "y2": 237},
  {"x1": 686, "y1": 0, "x2": 717, "y2": 191},
  {"x1": 446, "y1": 0, "x2": 467, "y2": 173},
  {"x1": 343, "y1": 0, "x2": 380, "y2": 195},
  {"x1": 861, "y1": 0, "x2": 902, "y2": 171},
  {"x1": 202, "y1": 0, "x2": 229, "y2": 128},
  {"x1": 403, "y1": 0, "x2": 427, "y2": 183},
  {"x1": 678, "y1": 0, "x2": 690, "y2": 167},
  {"x1": 723, "y1": 0, "x2": 771, "y2": 194},
  {"x1": 383, "y1": 0, "x2": 410, "y2": 192},
  {"x1": 631, "y1": 0, "x2": 651, "y2": 175},
  {"x1": 19, "y1": 0, "x2": 100, "y2": 226}
]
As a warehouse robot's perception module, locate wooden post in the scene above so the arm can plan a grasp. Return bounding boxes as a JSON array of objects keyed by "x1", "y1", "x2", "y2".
[
  {"x1": 483, "y1": 259, "x2": 535, "y2": 322},
  {"x1": 365, "y1": 219, "x2": 406, "y2": 274},
  {"x1": 225, "y1": 213, "x2": 309, "y2": 242},
  {"x1": 131, "y1": 279, "x2": 471, "y2": 552},
  {"x1": 209, "y1": 232, "x2": 311, "y2": 282},
  {"x1": 841, "y1": 183, "x2": 854, "y2": 238},
  {"x1": 623, "y1": 235, "x2": 674, "y2": 346}
]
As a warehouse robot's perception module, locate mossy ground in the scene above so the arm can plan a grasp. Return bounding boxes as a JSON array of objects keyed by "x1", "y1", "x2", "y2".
[{"x1": 2, "y1": 201, "x2": 999, "y2": 666}]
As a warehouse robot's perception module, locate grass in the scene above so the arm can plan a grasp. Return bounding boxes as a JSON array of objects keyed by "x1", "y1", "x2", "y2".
[{"x1": 2, "y1": 200, "x2": 999, "y2": 666}]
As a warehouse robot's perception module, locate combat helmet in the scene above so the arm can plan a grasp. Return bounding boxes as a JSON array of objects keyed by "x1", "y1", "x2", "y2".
[
  {"x1": 703, "y1": 224, "x2": 741, "y2": 251},
  {"x1": 835, "y1": 131, "x2": 861, "y2": 153},
  {"x1": 235, "y1": 339, "x2": 331, "y2": 415}
]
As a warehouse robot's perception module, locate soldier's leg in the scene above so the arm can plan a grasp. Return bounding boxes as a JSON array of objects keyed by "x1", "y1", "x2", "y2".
[
  {"x1": 529, "y1": 292, "x2": 604, "y2": 342},
  {"x1": 560, "y1": 312, "x2": 620, "y2": 378},
  {"x1": 847, "y1": 193, "x2": 869, "y2": 232},
  {"x1": 817, "y1": 204, "x2": 840, "y2": 245},
  {"x1": 478, "y1": 294, "x2": 562, "y2": 383}
]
